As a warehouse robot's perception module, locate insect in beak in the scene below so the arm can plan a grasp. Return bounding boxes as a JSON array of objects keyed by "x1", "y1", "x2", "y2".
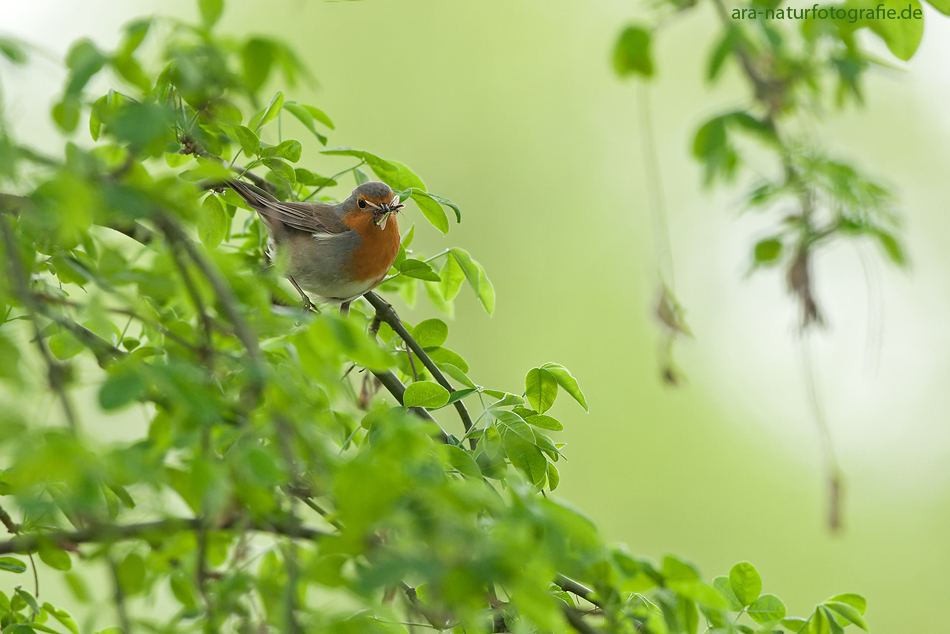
[{"x1": 370, "y1": 196, "x2": 405, "y2": 231}]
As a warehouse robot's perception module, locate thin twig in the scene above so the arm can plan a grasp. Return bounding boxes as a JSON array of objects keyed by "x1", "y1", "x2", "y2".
[
  {"x1": 0, "y1": 215, "x2": 79, "y2": 432},
  {"x1": 0, "y1": 504, "x2": 19, "y2": 534},
  {"x1": 365, "y1": 292, "x2": 475, "y2": 443},
  {"x1": 108, "y1": 555, "x2": 133, "y2": 634},
  {"x1": 0, "y1": 517, "x2": 334, "y2": 556}
]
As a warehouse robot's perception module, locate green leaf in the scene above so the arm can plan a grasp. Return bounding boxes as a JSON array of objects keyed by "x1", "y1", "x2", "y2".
[
  {"x1": 243, "y1": 38, "x2": 274, "y2": 93},
  {"x1": 524, "y1": 414, "x2": 563, "y2": 431},
  {"x1": 38, "y1": 544, "x2": 71, "y2": 571},
  {"x1": 448, "y1": 248, "x2": 494, "y2": 315},
  {"x1": 488, "y1": 392, "x2": 525, "y2": 407},
  {"x1": 257, "y1": 91, "x2": 284, "y2": 131},
  {"x1": 707, "y1": 27, "x2": 738, "y2": 82},
  {"x1": 826, "y1": 593, "x2": 866, "y2": 615},
  {"x1": 44, "y1": 604, "x2": 79, "y2": 634},
  {"x1": 116, "y1": 552, "x2": 146, "y2": 594},
  {"x1": 525, "y1": 367, "x2": 558, "y2": 414},
  {"x1": 398, "y1": 259, "x2": 441, "y2": 281},
  {"x1": 403, "y1": 381, "x2": 450, "y2": 408},
  {"x1": 823, "y1": 601, "x2": 869, "y2": 631},
  {"x1": 412, "y1": 319, "x2": 448, "y2": 348},
  {"x1": 926, "y1": 0, "x2": 950, "y2": 13},
  {"x1": 284, "y1": 103, "x2": 329, "y2": 144},
  {"x1": 198, "y1": 0, "x2": 223, "y2": 27},
  {"x1": 492, "y1": 410, "x2": 535, "y2": 443},
  {"x1": 262, "y1": 139, "x2": 303, "y2": 163},
  {"x1": 712, "y1": 576, "x2": 743, "y2": 611},
  {"x1": 233, "y1": 125, "x2": 260, "y2": 157},
  {"x1": 809, "y1": 606, "x2": 831, "y2": 634},
  {"x1": 439, "y1": 253, "x2": 465, "y2": 301},
  {"x1": 781, "y1": 617, "x2": 809, "y2": 634},
  {"x1": 16, "y1": 588, "x2": 40, "y2": 615},
  {"x1": 99, "y1": 365, "x2": 147, "y2": 411},
  {"x1": 427, "y1": 347, "x2": 469, "y2": 373},
  {"x1": 299, "y1": 104, "x2": 333, "y2": 129},
  {"x1": 440, "y1": 445, "x2": 481, "y2": 478},
  {"x1": 170, "y1": 570, "x2": 199, "y2": 609},
  {"x1": 504, "y1": 432, "x2": 547, "y2": 487},
  {"x1": 546, "y1": 461, "x2": 560, "y2": 490},
  {"x1": 64, "y1": 40, "x2": 107, "y2": 96},
  {"x1": 613, "y1": 25, "x2": 654, "y2": 78},
  {"x1": 322, "y1": 147, "x2": 426, "y2": 190},
  {"x1": 0, "y1": 556, "x2": 27, "y2": 573},
  {"x1": 410, "y1": 190, "x2": 449, "y2": 234},
  {"x1": 438, "y1": 363, "x2": 475, "y2": 388},
  {"x1": 199, "y1": 194, "x2": 226, "y2": 249},
  {"x1": 263, "y1": 158, "x2": 296, "y2": 183},
  {"x1": 445, "y1": 387, "x2": 477, "y2": 405},
  {"x1": 865, "y1": 0, "x2": 924, "y2": 60},
  {"x1": 52, "y1": 97, "x2": 81, "y2": 133},
  {"x1": 754, "y1": 238, "x2": 783, "y2": 265},
  {"x1": 729, "y1": 562, "x2": 762, "y2": 607},
  {"x1": 425, "y1": 192, "x2": 461, "y2": 223},
  {"x1": 540, "y1": 363, "x2": 588, "y2": 411},
  {"x1": 0, "y1": 37, "x2": 28, "y2": 65},
  {"x1": 748, "y1": 594, "x2": 786, "y2": 624},
  {"x1": 872, "y1": 228, "x2": 906, "y2": 266},
  {"x1": 661, "y1": 555, "x2": 700, "y2": 585}
]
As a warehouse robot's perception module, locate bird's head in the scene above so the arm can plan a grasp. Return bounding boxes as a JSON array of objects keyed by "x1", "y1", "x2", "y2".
[{"x1": 346, "y1": 181, "x2": 405, "y2": 231}]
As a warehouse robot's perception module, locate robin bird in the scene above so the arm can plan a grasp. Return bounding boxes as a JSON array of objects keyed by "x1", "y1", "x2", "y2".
[{"x1": 226, "y1": 179, "x2": 404, "y2": 314}]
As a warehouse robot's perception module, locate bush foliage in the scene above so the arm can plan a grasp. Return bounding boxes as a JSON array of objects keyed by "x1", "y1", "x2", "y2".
[{"x1": 0, "y1": 2, "x2": 869, "y2": 633}]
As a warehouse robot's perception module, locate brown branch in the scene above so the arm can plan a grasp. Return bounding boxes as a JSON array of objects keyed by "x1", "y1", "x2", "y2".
[
  {"x1": 371, "y1": 367, "x2": 450, "y2": 443},
  {"x1": 179, "y1": 134, "x2": 275, "y2": 194},
  {"x1": 364, "y1": 292, "x2": 475, "y2": 444},
  {"x1": 0, "y1": 504, "x2": 19, "y2": 534},
  {"x1": 555, "y1": 574, "x2": 602, "y2": 608},
  {"x1": 108, "y1": 555, "x2": 133, "y2": 634},
  {"x1": 0, "y1": 214, "x2": 79, "y2": 431},
  {"x1": 0, "y1": 517, "x2": 333, "y2": 556},
  {"x1": 155, "y1": 215, "x2": 261, "y2": 364},
  {"x1": 563, "y1": 605, "x2": 606, "y2": 634}
]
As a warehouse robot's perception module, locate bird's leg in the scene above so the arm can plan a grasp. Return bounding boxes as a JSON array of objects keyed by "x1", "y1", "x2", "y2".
[
  {"x1": 339, "y1": 301, "x2": 351, "y2": 317},
  {"x1": 289, "y1": 276, "x2": 318, "y2": 312}
]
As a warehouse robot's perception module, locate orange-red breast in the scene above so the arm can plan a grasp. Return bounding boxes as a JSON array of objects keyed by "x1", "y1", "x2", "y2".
[{"x1": 226, "y1": 180, "x2": 404, "y2": 311}]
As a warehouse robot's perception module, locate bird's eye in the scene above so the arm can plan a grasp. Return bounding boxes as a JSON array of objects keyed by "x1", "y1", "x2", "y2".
[{"x1": 357, "y1": 199, "x2": 366, "y2": 209}]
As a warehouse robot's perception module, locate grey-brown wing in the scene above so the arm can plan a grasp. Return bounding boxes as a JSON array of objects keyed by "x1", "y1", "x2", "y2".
[{"x1": 227, "y1": 180, "x2": 350, "y2": 235}]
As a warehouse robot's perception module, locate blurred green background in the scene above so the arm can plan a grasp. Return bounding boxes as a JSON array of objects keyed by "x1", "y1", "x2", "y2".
[{"x1": 5, "y1": 1, "x2": 950, "y2": 631}]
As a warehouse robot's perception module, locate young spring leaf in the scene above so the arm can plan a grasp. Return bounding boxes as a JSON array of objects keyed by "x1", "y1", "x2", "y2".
[
  {"x1": 613, "y1": 25, "x2": 654, "y2": 78},
  {"x1": 729, "y1": 562, "x2": 762, "y2": 607},
  {"x1": 492, "y1": 410, "x2": 535, "y2": 443},
  {"x1": 284, "y1": 102, "x2": 330, "y2": 144},
  {"x1": 504, "y1": 432, "x2": 547, "y2": 487},
  {"x1": 0, "y1": 557, "x2": 26, "y2": 573},
  {"x1": 525, "y1": 367, "x2": 558, "y2": 414},
  {"x1": 198, "y1": 194, "x2": 226, "y2": 249},
  {"x1": 199, "y1": 0, "x2": 223, "y2": 28},
  {"x1": 233, "y1": 125, "x2": 261, "y2": 157},
  {"x1": 412, "y1": 319, "x2": 448, "y2": 349},
  {"x1": 540, "y1": 363, "x2": 588, "y2": 411},
  {"x1": 748, "y1": 594, "x2": 786, "y2": 624},
  {"x1": 398, "y1": 259, "x2": 441, "y2": 281},
  {"x1": 403, "y1": 381, "x2": 450, "y2": 409},
  {"x1": 823, "y1": 601, "x2": 869, "y2": 631},
  {"x1": 256, "y1": 90, "x2": 284, "y2": 131}
]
